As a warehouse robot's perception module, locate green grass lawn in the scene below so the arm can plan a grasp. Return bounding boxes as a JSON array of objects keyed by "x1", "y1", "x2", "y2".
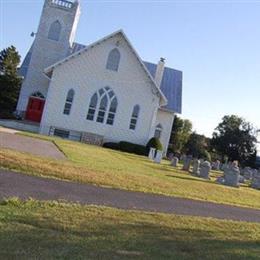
[
  {"x1": 1, "y1": 132, "x2": 260, "y2": 209},
  {"x1": 0, "y1": 198, "x2": 259, "y2": 259}
]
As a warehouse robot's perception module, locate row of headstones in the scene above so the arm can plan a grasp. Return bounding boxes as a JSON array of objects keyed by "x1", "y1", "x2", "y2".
[
  {"x1": 177, "y1": 156, "x2": 212, "y2": 179},
  {"x1": 171, "y1": 156, "x2": 260, "y2": 190},
  {"x1": 217, "y1": 162, "x2": 260, "y2": 189}
]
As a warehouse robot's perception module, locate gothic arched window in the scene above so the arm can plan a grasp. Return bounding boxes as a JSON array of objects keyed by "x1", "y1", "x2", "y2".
[
  {"x1": 86, "y1": 87, "x2": 118, "y2": 125},
  {"x1": 86, "y1": 93, "x2": 98, "y2": 121},
  {"x1": 63, "y1": 89, "x2": 74, "y2": 115},
  {"x1": 154, "y1": 124, "x2": 163, "y2": 139},
  {"x1": 129, "y1": 105, "x2": 140, "y2": 130},
  {"x1": 106, "y1": 48, "x2": 120, "y2": 71},
  {"x1": 48, "y1": 20, "x2": 62, "y2": 41}
]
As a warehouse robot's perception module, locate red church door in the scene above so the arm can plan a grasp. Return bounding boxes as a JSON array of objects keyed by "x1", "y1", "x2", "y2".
[{"x1": 25, "y1": 97, "x2": 45, "y2": 122}]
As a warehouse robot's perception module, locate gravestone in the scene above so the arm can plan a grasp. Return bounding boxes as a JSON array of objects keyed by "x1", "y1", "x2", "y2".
[
  {"x1": 154, "y1": 150, "x2": 163, "y2": 164},
  {"x1": 223, "y1": 163, "x2": 240, "y2": 187},
  {"x1": 251, "y1": 170, "x2": 260, "y2": 190},
  {"x1": 148, "y1": 148, "x2": 156, "y2": 160},
  {"x1": 168, "y1": 153, "x2": 174, "y2": 161},
  {"x1": 182, "y1": 155, "x2": 192, "y2": 171},
  {"x1": 192, "y1": 159, "x2": 200, "y2": 176},
  {"x1": 241, "y1": 167, "x2": 253, "y2": 180},
  {"x1": 199, "y1": 161, "x2": 211, "y2": 179},
  {"x1": 212, "y1": 160, "x2": 220, "y2": 171},
  {"x1": 171, "y1": 157, "x2": 179, "y2": 167}
]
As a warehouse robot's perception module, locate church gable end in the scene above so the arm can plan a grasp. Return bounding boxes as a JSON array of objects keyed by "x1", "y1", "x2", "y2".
[{"x1": 45, "y1": 31, "x2": 167, "y2": 106}]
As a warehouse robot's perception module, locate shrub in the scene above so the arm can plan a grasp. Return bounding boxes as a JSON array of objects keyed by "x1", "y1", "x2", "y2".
[
  {"x1": 103, "y1": 141, "x2": 148, "y2": 156},
  {"x1": 146, "y1": 137, "x2": 163, "y2": 152},
  {"x1": 103, "y1": 142, "x2": 120, "y2": 150},
  {"x1": 119, "y1": 141, "x2": 136, "y2": 153},
  {"x1": 119, "y1": 141, "x2": 147, "y2": 156},
  {"x1": 134, "y1": 144, "x2": 148, "y2": 156}
]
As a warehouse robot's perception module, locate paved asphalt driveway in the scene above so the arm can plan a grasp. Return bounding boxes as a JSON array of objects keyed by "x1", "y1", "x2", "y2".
[
  {"x1": 0, "y1": 132, "x2": 66, "y2": 159},
  {"x1": 0, "y1": 169, "x2": 260, "y2": 223}
]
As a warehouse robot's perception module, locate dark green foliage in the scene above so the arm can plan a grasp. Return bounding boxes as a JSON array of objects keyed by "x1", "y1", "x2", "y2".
[
  {"x1": 146, "y1": 137, "x2": 163, "y2": 151},
  {"x1": 169, "y1": 115, "x2": 192, "y2": 153},
  {"x1": 119, "y1": 141, "x2": 136, "y2": 153},
  {"x1": 103, "y1": 142, "x2": 120, "y2": 150},
  {"x1": 133, "y1": 144, "x2": 148, "y2": 156},
  {"x1": 0, "y1": 46, "x2": 21, "y2": 118},
  {"x1": 184, "y1": 132, "x2": 211, "y2": 160},
  {"x1": 103, "y1": 141, "x2": 147, "y2": 156},
  {"x1": 212, "y1": 115, "x2": 257, "y2": 167},
  {"x1": 119, "y1": 141, "x2": 147, "y2": 156}
]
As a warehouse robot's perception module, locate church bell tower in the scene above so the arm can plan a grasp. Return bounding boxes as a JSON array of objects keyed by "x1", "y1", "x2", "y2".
[{"x1": 16, "y1": 0, "x2": 81, "y2": 120}]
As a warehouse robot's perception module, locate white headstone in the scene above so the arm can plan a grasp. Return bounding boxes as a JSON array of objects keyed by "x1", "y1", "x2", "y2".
[
  {"x1": 251, "y1": 170, "x2": 260, "y2": 190},
  {"x1": 171, "y1": 157, "x2": 179, "y2": 167},
  {"x1": 223, "y1": 164, "x2": 240, "y2": 187},
  {"x1": 154, "y1": 151, "x2": 163, "y2": 164},
  {"x1": 199, "y1": 161, "x2": 211, "y2": 179},
  {"x1": 182, "y1": 155, "x2": 192, "y2": 171},
  {"x1": 192, "y1": 159, "x2": 200, "y2": 176},
  {"x1": 148, "y1": 148, "x2": 156, "y2": 160}
]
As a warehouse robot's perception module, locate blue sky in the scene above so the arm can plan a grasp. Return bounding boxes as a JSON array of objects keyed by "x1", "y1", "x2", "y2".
[{"x1": 1, "y1": 0, "x2": 260, "y2": 137}]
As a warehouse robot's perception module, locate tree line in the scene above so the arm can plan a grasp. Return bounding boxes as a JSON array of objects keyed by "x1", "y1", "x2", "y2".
[{"x1": 169, "y1": 115, "x2": 258, "y2": 167}]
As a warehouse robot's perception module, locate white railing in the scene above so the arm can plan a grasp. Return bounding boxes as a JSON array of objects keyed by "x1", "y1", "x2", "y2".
[{"x1": 51, "y1": 0, "x2": 74, "y2": 9}]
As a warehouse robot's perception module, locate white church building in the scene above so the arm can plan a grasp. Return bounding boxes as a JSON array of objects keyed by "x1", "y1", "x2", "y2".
[{"x1": 17, "y1": 0, "x2": 182, "y2": 154}]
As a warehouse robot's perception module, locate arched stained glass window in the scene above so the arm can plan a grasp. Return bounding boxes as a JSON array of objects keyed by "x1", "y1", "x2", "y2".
[
  {"x1": 106, "y1": 48, "x2": 120, "y2": 71},
  {"x1": 48, "y1": 20, "x2": 62, "y2": 41},
  {"x1": 63, "y1": 89, "x2": 75, "y2": 115},
  {"x1": 86, "y1": 93, "x2": 98, "y2": 121},
  {"x1": 107, "y1": 97, "x2": 118, "y2": 125},
  {"x1": 86, "y1": 87, "x2": 118, "y2": 125},
  {"x1": 129, "y1": 105, "x2": 140, "y2": 130},
  {"x1": 97, "y1": 95, "x2": 108, "y2": 123}
]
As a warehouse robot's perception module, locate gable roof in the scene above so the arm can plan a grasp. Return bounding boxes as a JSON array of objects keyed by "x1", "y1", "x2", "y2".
[
  {"x1": 20, "y1": 30, "x2": 182, "y2": 113},
  {"x1": 44, "y1": 30, "x2": 167, "y2": 106}
]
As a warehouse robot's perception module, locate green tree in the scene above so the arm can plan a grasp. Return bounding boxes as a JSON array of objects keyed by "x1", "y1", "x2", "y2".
[
  {"x1": 0, "y1": 46, "x2": 21, "y2": 118},
  {"x1": 169, "y1": 115, "x2": 192, "y2": 153},
  {"x1": 212, "y1": 115, "x2": 257, "y2": 166},
  {"x1": 184, "y1": 132, "x2": 211, "y2": 161}
]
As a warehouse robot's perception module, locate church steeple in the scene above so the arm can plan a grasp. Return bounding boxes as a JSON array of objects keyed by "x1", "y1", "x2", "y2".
[{"x1": 16, "y1": 0, "x2": 81, "y2": 117}]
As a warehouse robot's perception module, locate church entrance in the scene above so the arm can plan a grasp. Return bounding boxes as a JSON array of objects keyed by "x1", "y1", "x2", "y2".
[{"x1": 25, "y1": 92, "x2": 45, "y2": 123}]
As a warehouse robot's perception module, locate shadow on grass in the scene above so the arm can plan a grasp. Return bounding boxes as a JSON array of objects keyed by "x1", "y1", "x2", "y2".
[{"x1": 0, "y1": 214, "x2": 259, "y2": 259}]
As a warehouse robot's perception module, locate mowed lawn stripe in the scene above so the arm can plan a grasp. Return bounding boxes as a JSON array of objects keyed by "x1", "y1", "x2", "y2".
[
  {"x1": 0, "y1": 199, "x2": 260, "y2": 259},
  {"x1": 0, "y1": 132, "x2": 259, "y2": 209}
]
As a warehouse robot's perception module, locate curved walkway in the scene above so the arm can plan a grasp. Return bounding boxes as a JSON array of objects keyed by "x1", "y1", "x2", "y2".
[{"x1": 0, "y1": 169, "x2": 260, "y2": 223}]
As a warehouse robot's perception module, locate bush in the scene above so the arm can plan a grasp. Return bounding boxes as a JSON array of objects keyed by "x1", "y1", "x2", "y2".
[
  {"x1": 119, "y1": 141, "x2": 136, "y2": 153},
  {"x1": 119, "y1": 141, "x2": 147, "y2": 156},
  {"x1": 103, "y1": 141, "x2": 148, "y2": 156},
  {"x1": 134, "y1": 144, "x2": 148, "y2": 156},
  {"x1": 103, "y1": 142, "x2": 120, "y2": 150},
  {"x1": 146, "y1": 137, "x2": 163, "y2": 152}
]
